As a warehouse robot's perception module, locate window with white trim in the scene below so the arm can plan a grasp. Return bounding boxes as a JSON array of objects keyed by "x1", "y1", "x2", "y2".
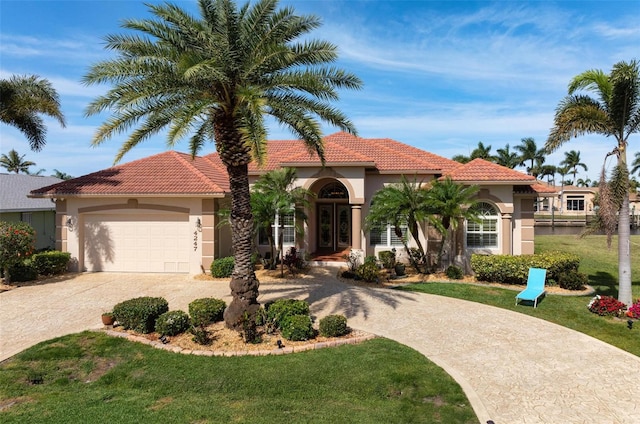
[
  {"x1": 566, "y1": 196, "x2": 585, "y2": 211},
  {"x1": 370, "y1": 222, "x2": 408, "y2": 246},
  {"x1": 466, "y1": 202, "x2": 498, "y2": 248},
  {"x1": 258, "y1": 210, "x2": 295, "y2": 246}
]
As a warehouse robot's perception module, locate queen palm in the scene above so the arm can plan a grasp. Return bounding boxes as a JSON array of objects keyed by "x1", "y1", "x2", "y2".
[
  {"x1": 560, "y1": 150, "x2": 588, "y2": 185},
  {"x1": 546, "y1": 59, "x2": 639, "y2": 306},
  {"x1": 83, "y1": 0, "x2": 361, "y2": 330},
  {"x1": 0, "y1": 149, "x2": 36, "y2": 174},
  {"x1": 632, "y1": 152, "x2": 640, "y2": 176},
  {"x1": 495, "y1": 144, "x2": 520, "y2": 168},
  {"x1": 514, "y1": 137, "x2": 546, "y2": 176},
  {"x1": 0, "y1": 75, "x2": 65, "y2": 151}
]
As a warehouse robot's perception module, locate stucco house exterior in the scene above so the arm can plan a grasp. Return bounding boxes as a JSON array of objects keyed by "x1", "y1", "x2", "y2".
[
  {"x1": 30, "y1": 132, "x2": 554, "y2": 274},
  {"x1": 1, "y1": 173, "x2": 62, "y2": 250}
]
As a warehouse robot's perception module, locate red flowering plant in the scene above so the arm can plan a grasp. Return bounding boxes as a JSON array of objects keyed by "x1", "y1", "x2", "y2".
[
  {"x1": 587, "y1": 295, "x2": 626, "y2": 317},
  {"x1": 626, "y1": 299, "x2": 640, "y2": 319},
  {"x1": 0, "y1": 221, "x2": 36, "y2": 283}
]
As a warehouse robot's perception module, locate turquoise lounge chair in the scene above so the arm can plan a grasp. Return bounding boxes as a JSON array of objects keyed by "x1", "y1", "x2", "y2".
[{"x1": 515, "y1": 268, "x2": 547, "y2": 308}]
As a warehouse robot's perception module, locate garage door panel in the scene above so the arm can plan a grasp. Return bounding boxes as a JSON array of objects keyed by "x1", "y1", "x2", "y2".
[{"x1": 84, "y1": 213, "x2": 190, "y2": 273}]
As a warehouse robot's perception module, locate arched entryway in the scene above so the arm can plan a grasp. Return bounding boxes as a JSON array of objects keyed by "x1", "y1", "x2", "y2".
[{"x1": 316, "y1": 181, "x2": 351, "y2": 253}]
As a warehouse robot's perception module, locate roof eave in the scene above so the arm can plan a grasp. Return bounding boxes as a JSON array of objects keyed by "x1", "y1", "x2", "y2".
[{"x1": 28, "y1": 192, "x2": 227, "y2": 199}]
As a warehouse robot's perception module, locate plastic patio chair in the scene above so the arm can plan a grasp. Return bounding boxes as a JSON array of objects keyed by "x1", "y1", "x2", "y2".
[{"x1": 515, "y1": 268, "x2": 547, "y2": 308}]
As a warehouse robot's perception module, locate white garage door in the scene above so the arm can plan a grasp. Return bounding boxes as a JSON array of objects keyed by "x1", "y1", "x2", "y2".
[{"x1": 83, "y1": 213, "x2": 191, "y2": 273}]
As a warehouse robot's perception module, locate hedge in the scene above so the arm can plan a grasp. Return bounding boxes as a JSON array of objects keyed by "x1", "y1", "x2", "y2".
[
  {"x1": 31, "y1": 251, "x2": 71, "y2": 276},
  {"x1": 112, "y1": 297, "x2": 169, "y2": 333},
  {"x1": 471, "y1": 251, "x2": 581, "y2": 285}
]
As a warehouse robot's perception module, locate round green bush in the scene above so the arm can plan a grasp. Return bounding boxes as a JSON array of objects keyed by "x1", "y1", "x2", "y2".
[
  {"x1": 211, "y1": 256, "x2": 235, "y2": 278},
  {"x1": 155, "y1": 310, "x2": 191, "y2": 336},
  {"x1": 319, "y1": 314, "x2": 348, "y2": 337},
  {"x1": 445, "y1": 265, "x2": 464, "y2": 280},
  {"x1": 266, "y1": 299, "x2": 310, "y2": 329},
  {"x1": 356, "y1": 261, "x2": 379, "y2": 283},
  {"x1": 557, "y1": 271, "x2": 588, "y2": 291},
  {"x1": 7, "y1": 260, "x2": 38, "y2": 282},
  {"x1": 112, "y1": 296, "x2": 169, "y2": 334},
  {"x1": 189, "y1": 298, "x2": 226, "y2": 326},
  {"x1": 281, "y1": 314, "x2": 314, "y2": 341},
  {"x1": 378, "y1": 251, "x2": 396, "y2": 269}
]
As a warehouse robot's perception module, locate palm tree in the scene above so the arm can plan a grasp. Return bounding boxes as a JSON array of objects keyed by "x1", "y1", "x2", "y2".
[
  {"x1": 365, "y1": 176, "x2": 431, "y2": 273},
  {"x1": 576, "y1": 177, "x2": 591, "y2": 187},
  {"x1": 83, "y1": 0, "x2": 361, "y2": 330},
  {"x1": 424, "y1": 177, "x2": 479, "y2": 270},
  {"x1": 514, "y1": 137, "x2": 546, "y2": 175},
  {"x1": 546, "y1": 59, "x2": 639, "y2": 306},
  {"x1": 0, "y1": 75, "x2": 65, "y2": 151},
  {"x1": 251, "y1": 167, "x2": 313, "y2": 276},
  {"x1": 452, "y1": 154, "x2": 470, "y2": 164},
  {"x1": 470, "y1": 141, "x2": 494, "y2": 161},
  {"x1": 51, "y1": 169, "x2": 73, "y2": 180},
  {"x1": 538, "y1": 164, "x2": 557, "y2": 184},
  {"x1": 631, "y1": 151, "x2": 640, "y2": 176},
  {"x1": 495, "y1": 144, "x2": 520, "y2": 168},
  {"x1": 560, "y1": 150, "x2": 588, "y2": 185},
  {"x1": 0, "y1": 149, "x2": 36, "y2": 174}
]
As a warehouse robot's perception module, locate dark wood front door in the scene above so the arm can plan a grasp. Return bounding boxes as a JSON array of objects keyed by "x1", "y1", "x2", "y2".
[{"x1": 317, "y1": 203, "x2": 350, "y2": 251}]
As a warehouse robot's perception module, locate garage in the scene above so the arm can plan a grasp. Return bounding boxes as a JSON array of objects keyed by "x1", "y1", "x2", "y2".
[{"x1": 82, "y1": 213, "x2": 191, "y2": 273}]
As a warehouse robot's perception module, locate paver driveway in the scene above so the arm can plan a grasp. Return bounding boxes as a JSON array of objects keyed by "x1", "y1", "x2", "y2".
[{"x1": 1, "y1": 268, "x2": 639, "y2": 424}]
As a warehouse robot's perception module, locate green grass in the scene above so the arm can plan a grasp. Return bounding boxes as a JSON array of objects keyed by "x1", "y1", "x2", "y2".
[
  {"x1": 0, "y1": 332, "x2": 476, "y2": 423},
  {"x1": 400, "y1": 234, "x2": 640, "y2": 357}
]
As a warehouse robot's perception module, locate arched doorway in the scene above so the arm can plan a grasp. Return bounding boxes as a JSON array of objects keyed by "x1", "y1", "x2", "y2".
[{"x1": 316, "y1": 181, "x2": 350, "y2": 253}]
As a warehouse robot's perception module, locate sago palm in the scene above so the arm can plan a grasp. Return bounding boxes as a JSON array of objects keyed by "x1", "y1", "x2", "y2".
[
  {"x1": 83, "y1": 0, "x2": 361, "y2": 330},
  {"x1": 0, "y1": 75, "x2": 65, "y2": 151},
  {"x1": 546, "y1": 59, "x2": 639, "y2": 306}
]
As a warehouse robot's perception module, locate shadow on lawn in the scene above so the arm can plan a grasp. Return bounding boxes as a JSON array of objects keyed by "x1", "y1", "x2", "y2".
[{"x1": 590, "y1": 271, "x2": 619, "y2": 297}]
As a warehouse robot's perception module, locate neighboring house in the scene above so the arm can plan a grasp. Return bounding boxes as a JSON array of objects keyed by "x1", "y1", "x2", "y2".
[
  {"x1": 1, "y1": 173, "x2": 62, "y2": 250},
  {"x1": 30, "y1": 132, "x2": 554, "y2": 274}
]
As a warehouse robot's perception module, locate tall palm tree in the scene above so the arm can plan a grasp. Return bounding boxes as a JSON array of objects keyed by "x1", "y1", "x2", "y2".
[
  {"x1": 514, "y1": 137, "x2": 546, "y2": 175},
  {"x1": 0, "y1": 149, "x2": 36, "y2": 174},
  {"x1": 83, "y1": 0, "x2": 361, "y2": 330},
  {"x1": 546, "y1": 59, "x2": 639, "y2": 306},
  {"x1": 424, "y1": 177, "x2": 479, "y2": 270},
  {"x1": 538, "y1": 164, "x2": 557, "y2": 184},
  {"x1": 51, "y1": 169, "x2": 73, "y2": 180},
  {"x1": 631, "y1": 151, "x2": 640, "y2": 176},
  {"x1": 0, "y1": 75, "x2": 65, "y2": 151},
  {"x1": 560, "y1": 150, "x2": 588, "y2": 185},
  {"x1": 365, "y1": 176, "x2": 431, "y2": 273},
  {"x1": 495, "y1": 144, "x2": 520, "y2": 168},
  {"x1": 470, "y1": 141, "x2": 494, "y2": 161},
  {"x1": 576, "y1": 177, "x2": 591, "y2": 187},
  {"x1": 251, "y1": 167, "x2": 313, "y2": 276}
]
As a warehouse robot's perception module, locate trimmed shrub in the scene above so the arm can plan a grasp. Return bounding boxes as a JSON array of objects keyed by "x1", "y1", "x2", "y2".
[
  {"x1": 471, "y1": 251, "x2": 581, "y2": 285},
  {"x1": 266, "y1": 299, "x2": 310, "y2": 329},
  {"x1": 281, "y1": 314, "x2": 314, "y2": 341},
  {"x1": 319, "y1": 314, "x2": 348, "y2": 337},
  {"x1": 557, "y1": 271, "x2": 588, "y2": 291},
  {"x1": 211, "y1": 256, "x2": 235, "y2": 278},
  {"x1": 378, "y1": 250, "x2": 396, "y2": 269},
  {"x1": 31, "y1": 251, "x2": 71, "y2": 276},
  {"x1": 155, "y1": 310, "x2": 191, "y2": 336},
  {"x1": 112, "y1": 297, "x2": 169, "y2": 334},
  {"x1": 189, "y1": 298, "x2": 226, "y2": 326},
  {"x1": 7, "y1": 260, "x2": 38, "y2": 282},
  {"x1": 445, "y1": 265, "x2": 464, "y2": 280},
  {"x1": 356, "y1": 261, "x2": 379, "y2": 283}
]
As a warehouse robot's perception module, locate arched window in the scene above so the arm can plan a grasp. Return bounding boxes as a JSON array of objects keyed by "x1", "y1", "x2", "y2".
[
  {"x1": 319, "y1": 182, "x2": 348, "y2": 199},
  {"x1": 466, "y1": 202, "x2": 499, "y2": 248}
]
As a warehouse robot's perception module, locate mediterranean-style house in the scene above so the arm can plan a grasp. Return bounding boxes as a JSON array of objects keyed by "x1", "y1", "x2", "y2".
[
  {"x1": 1, "y1": 173, "x2": 62, "y2": 250},
  {"x1": 30, "y1": 132, "x2": 555, "y2": 274}
]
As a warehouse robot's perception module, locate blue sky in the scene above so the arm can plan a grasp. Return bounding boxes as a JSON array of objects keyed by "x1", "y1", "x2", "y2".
[{"x1": 1, "y1": 0, "x2": 638, "y2": 181}]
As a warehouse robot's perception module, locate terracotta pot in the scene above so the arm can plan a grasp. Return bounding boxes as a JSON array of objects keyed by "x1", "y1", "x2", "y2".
[{"x1": 101, "y1": 314, "x2": 115, "y2": 326}]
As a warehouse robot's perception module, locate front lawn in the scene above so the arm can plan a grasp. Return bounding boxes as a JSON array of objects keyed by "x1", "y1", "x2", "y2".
[{"x1": 0, "y1": 332, "x2": 476, "y2": 423}]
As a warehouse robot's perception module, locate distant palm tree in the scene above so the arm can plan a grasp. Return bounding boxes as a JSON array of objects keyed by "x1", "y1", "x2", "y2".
[
  {"x1": 83, "y1": 0, "x2": 361, "y2": 330},
  {"x1": 425, "y1": 177, "x2": 479, "y2": 270},
  {"x1": 546, "y1": 59, "x2": 639, "y2": 306},
  {"x1": 576, "y1": 177, "x2": 591, "y2": 187},
  {"x1": 538, "y1": 164, "x2": 557, "y2": 183},
  {"x1": 0, "y1": 149, "x2": 36, "y2": 174},
  {"x1": 0, "y1": 75, "x2": 65, "y2": 151},
  {"x1": 560, "y1": 150, "x2": 588, "y2": 185},
  {"x1": 631, "y1": 152, "x2": 640, "y2": 176},
  {"x1": 51, "y1": 169, "x2": 73, "y2": 180},
  {"x1": 514, "y1": 137, "x2": 546, "y2": 175},
  {"x1": 451, "y1": 154, "x2": 470, "y2": 164},
  {"x1": 495, "y1": 144, "x2": 520, "y2": 168},
  {"x1": 251, "y1": 168, "x2": 313, "y2": 276},
  {"x1": 470, "y1": 141, "x2": 494, "y2": 161}
]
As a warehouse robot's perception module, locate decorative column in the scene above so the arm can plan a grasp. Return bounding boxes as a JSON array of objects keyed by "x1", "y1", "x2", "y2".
[
  {"x1": 501, "y1": 213, "x2": 512, "y2": 255},
  {"x1": 351, "y1": 205, "x2": 362, "y2": 250}
]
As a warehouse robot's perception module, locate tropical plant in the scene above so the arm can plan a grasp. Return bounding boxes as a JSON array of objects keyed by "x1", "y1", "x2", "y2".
[
  {"x1": 451, "y1": 154, "x2": 470, "y2": 164},
  {"x1": 546, "y1": 59, "x2": 639, "y2": 306},
  {"x1": 631, "y1": 151, "x2": 640, "y2": 176},
  {"x1": 0, "y1": 149, "x2": 36, "y2": 174},
  {"x1": 51, "y1": 169, "x2": 73, "y2": 180},
  {"x1": 538, "y1": 164, "x2": 557, "y2": 183},
  {"x1": 82, "y1": 0, "x2": 361, "y2": 330},
  {"x1": 251, "y1": 167, "x2": 313, "y2": 275},
  {"x1": 560, "y1": 150, "x2": 588, "y2": 185},
  {"x1": 470, "y1": 141, "x2": 494, "y2": 161},
  {"x1": 0, "y1": 221, "x2": 36, "y2": 284},
  {"x1": 0, "y1": 74, "x2": 65, "y2": 151},
  {"x1": 424, "y1": 177, "x2": 479, "y2": 270},
  {"x1": 494, "y1": 144, "x2": 520, "y2": 168},
  {"x1": 365, "y1": 176, "x2": 431, "y2": 273},
  {"x1": 514, "y1": 137, "x2": 546, "y2": 176},
  {"x1": 576, "y1": 177, "x2": 591, "y2": 187}
]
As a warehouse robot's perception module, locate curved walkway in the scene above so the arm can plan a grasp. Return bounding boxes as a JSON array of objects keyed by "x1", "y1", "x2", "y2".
[{"x1": 1, "y1": 269, "x2": 639, "y2": 423}]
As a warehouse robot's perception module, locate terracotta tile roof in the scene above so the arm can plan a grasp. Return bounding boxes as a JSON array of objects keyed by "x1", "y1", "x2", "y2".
[
  {"x1": 443, "y1": 158, "x2": 535, "y2": 183},
  {"x1": 30, "y1": 151, "x2": 228, "y2": 197}
]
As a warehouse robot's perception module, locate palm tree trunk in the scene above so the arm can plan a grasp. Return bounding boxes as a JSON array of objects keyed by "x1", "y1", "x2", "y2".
[{"x1": 618, "y1": 192, "x2": 632, "y2": 306}]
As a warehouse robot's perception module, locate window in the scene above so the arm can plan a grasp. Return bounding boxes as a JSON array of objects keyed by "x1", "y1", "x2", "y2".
[
  {"x1": 20, "y1": 212, "x2": 32, "y2": 225},
  {"x1": 466, "y1": 202, "x2": 498, "y2": 248},
  {"x1": 258, "y1": 211, "x2": 295, "y2": 246},
  {"x1": 370, "y1": 222, "x2": 408, "y2": 246},
  {"x1": 566, "y1": 196, "x2": 585, "y2": 211}
]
